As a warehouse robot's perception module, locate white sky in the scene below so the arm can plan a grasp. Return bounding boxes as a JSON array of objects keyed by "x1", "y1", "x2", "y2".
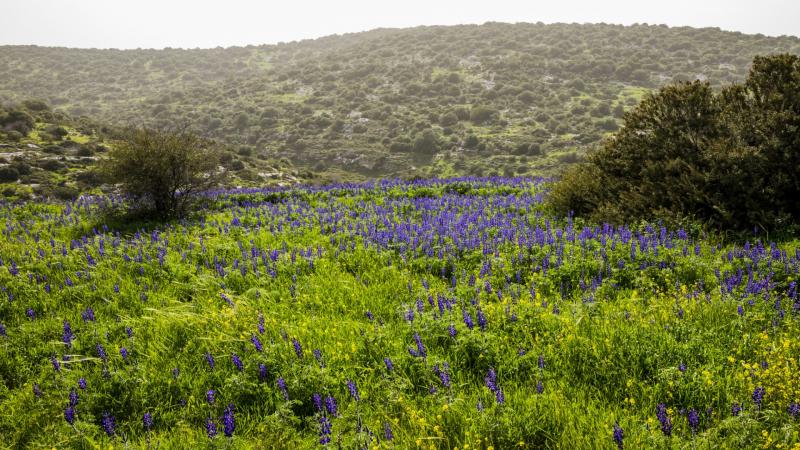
[{"x1": 1, "y1": 0, "x2": 797, "y2": 49}]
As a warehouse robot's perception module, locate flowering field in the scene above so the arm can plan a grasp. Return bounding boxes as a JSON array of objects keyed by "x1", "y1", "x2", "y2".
[{"x1": 1, "y1": 177, "x2": 799, "y2": 449}]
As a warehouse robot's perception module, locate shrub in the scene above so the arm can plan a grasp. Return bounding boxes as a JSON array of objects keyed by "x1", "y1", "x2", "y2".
[
  {"x1": 469, "y1": 105, "x2": 497, "y2": 124},
  {"x1": 101, "y1": 126, "x2": 224, "y2": 217},
  {"x1": 550, "y1": 54, "x2": 800, "y2": 231},
  {"x1": 412, "y1": 129, "x2": 441, "y2": 154},
  {"x1": 0, "y1": 166, "x2": 20, "y2": 182}
]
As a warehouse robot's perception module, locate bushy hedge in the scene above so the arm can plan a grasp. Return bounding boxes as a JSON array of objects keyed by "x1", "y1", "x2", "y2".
[{"x1": 550, "y1": 54, "x2": 800, "y2": 232}]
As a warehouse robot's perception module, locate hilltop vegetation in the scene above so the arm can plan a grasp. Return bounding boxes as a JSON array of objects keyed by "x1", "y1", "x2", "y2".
[
  {"x1": 2, "y1": 23, "x2": 799, "y2": 180},
  {"x1": 0, "y1": 102, "x2": 303, "y2": 201}
]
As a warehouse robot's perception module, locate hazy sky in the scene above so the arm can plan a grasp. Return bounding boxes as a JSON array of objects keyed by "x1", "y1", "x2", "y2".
[{"x1": 1, "y1": 0, "x2": 798, "y2": 49}]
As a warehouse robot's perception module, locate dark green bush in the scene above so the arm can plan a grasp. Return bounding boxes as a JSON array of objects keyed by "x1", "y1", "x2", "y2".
[{"x1": 550, "y1": 54, "x2": 800, "y2": 232}]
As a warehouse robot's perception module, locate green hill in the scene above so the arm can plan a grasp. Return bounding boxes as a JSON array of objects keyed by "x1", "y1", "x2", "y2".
[
  {"x1": 2, "y1": 22, "x2": 798, "y2": 181},
  {"x1": 0, "y1": 102, "x2": 302, "y2": 200}
]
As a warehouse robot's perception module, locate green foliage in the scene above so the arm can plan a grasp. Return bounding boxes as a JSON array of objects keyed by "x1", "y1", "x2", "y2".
[
  {"x1": 0, "y1": 180, "x2": 799, "y2": 448},
  {"x1": 0, "y1": 166, "x2": 20, "y2": 182},
  {"x1": 469, "y1": 105, "x2": 498, "y2": 124},
  {"x1": 2, "y1": 23, "x2": 797, "y2": 180},
  {"x1": 101, "y1": 127, "x2": 224, "y2": 217},
  {"x1": 550, "y1": 54, "x2": 800, "y2": 232},
  {"x1": 413, "y1": 129, "x2": 441, "y2": 154}
]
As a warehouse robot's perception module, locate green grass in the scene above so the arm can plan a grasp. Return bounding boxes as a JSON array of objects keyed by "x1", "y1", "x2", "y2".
[{"x1": 0, "y1": 178, "x2": 798, "y2": 448}]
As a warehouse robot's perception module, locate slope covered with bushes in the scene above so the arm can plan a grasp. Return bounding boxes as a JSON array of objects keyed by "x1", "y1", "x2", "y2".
[{"x1": 2, "y1": 23, "x2": 798, "y2": 180}]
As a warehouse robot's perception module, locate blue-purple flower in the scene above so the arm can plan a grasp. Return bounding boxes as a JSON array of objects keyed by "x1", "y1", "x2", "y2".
[
  {"x1": 206, "y1": 418, "x2": 217, "y2": 439},
  {"x1": 346, "y1": 379, "x2": 360, "y2": 401},
  {"x1": 612, "y1": 422, "x2": 623, "y2": 449},
  {"x1": 231, "y1": 353, "x2": 243, "y2": 371},
  {"x1": 101, "y1": 412, "x2": 115, "y2": 437},
  {"x1": 65, "y1": 405, "x2": 75, "y2": 425},
  {"x1": 143, "y1": 412, "x2": 153, "y2": 431},
  {"x1": 222, "y1": 403, "x2": 235, "y2": 437}
]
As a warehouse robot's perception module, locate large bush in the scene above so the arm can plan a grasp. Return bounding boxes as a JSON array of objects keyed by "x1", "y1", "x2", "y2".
[
  {"x1": 101, "y1": 127, "x2": 224, "y2": 217},
  {"x1": 550, "y1": 54, "x2": 800, "y2": 231}
]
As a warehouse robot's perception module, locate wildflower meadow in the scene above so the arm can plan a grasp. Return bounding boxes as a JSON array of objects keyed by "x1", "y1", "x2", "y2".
[{"x1": 0, "y1": 177, "x2": 799, "y2": 448}]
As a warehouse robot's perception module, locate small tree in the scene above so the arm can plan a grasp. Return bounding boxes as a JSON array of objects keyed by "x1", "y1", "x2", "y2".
[{"x1": 102, "y1": 126, "x2": 223, "y2": 217}]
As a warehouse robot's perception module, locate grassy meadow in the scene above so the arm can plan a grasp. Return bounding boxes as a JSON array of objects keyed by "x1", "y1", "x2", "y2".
[{"x1": 0, "y1": 177, "x2": 799, "y2": 448}]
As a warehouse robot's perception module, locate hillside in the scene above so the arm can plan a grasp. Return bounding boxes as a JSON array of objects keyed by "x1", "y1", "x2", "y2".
[
  {"x1": 0, "y1": 102, "x2": 304, "y2": 201},
  {"x1": 2, "y1": 23, "x2": 799, "y2": 181}
]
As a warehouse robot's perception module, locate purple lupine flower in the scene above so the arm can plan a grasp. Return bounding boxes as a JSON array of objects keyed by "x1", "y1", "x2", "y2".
[
  {"x1": 257, "y1": 312, "x2": 265, "y2": 334},
  {"x1": 462, "y1": 309, "x2": 474, "y2": 330},
  {"x1": 476, "y1": 308, "x2": 487, "y2": 331},
  {"x1": 495, "y1": 388, "x2": 505, "y2": 404},
  {"x1": 101, "y1": 412, "x2": 116, "y2": 437},
  {"x1": 536, "y1": 379, "x2": 544, "y2": 394},
  {"x1": 172, "y1": 368, "x2": 180, "y2": 379},
  {"x1": 411, "y1": 332, "x2": 426, "y2": 358},
  {"x1": 292, "y1": 338, "x2": 303, "y2": 358},
  {"x1": 437, "y1": 363, "x2": 451, "y2": 388},
  {"x1": 125, "y1": 327, "x2": 133, "y2": 338},
  {"x1": 753, "y1": 386, "x2": 765, "y2": 409},
  {"x1": 120, "y1": 347, "x2": 129, "y2": 361},
  {"x1": 62, "y1": 320, "x2": 74, "y2": 348},
  {"x1": 222, "y1": 403, "x2": 235, "y2": 437},
  {"x1": 313, "y1": 349, "x2": 324, "y2": 367},
  {"x1": 737, "y1": 304, "x2": 745, "y2": 316},
  {"x1": 259, "y1": 363, "x2": 268, "y2": 381},
  {"x1": 206, "y1": 389, "x2": 215, "y2": 405},
  {"x1": 383, "y1": 422, "x2": 394, "y2": 441},
  {"x1": 678, "y1": 362, "x2": 686, "y2": 373},
  {"x1": 448, "y1": 323, "x2": 457, "y2": 338},
  {"x1": 205, "y1": 352, "x2": 215, "y2": 369},
  {"x1": 26, "y1": 308, "x2": 35, "y2": 320},
  {"x1": 78, "y1": 377, "x2": 86, "y2": 390},
  {"x1": 206, "y1": 418, "x2": 217, "y2": 439},
  {"x1": 51, "y1": 356, "x2": 61, "y2": 372},
  {"x1": 365, "y1": 310, "x2": 374, "y2": 321},
  {"x1": 319, "y1": 416, "x2": 332, "y2": 444},
  {"x1": 538, "y1": 355, "x2": 545, "y2": 370},
  {"x1": 33, "y1": 384, "x2": 42, "y2": 398},
  {"x1": 277, "y1": 377, "x2": 289, "y2": 400},
  {"x1": 0, "y1": 322, "x2": 6, "y2": 337},
  {"x1": 346, "y1": 379, "x2": 360, "y2": 401},
  {"x1": 250, "y1": 334, "x2": 263, "y2": 352},
  {"x1": 220, "y1": 293, "x2": 234, "y2": 307},
  {"x1": 8, "y1": 261, "x2": 19, "y2": 276},
  {"x1": 731, "y1": 402, "x2": 741, "y2": 416},
  {"x1": 656, "y1": 403, "x2": 673, "y2": 436},
  {"x1": 484, "y1": 369, "x2": 498, "y2": 392},
  {"x1": 325, "y1": 395, "x2": 338, "y2": 416},
  {"x1": 65, "y1": 405, "x2": 76, "y2": 425},
  {"x1": 384, "y1": 357, "x2": 394, "y2": 372},
  {"x1": 96, "y1": 343, "x2": 107, "y2": 362},
  {"x1": 476, "y1": 400, "x2": 484, "y2": 412},
  {"x1": 688, "y1": 409, "x2": 699, "y2": 432},
  {"x1": 612, "y1": 422, "x2": 623, "y2": 449},
  {"x1": 788, "y1": 402, "x2": 800, "y2": 419},
  {"x1": 232, "y1": 353, "x2": 243, "y2": 371},
  {"x1": 312, "y1": 393, "x2": 323, "y2": 412},
  {"x1": 69, "y1": 388, "x2": 79, "y2": 406},
  {"x1": 81, "y1": 307, "x2": 95, "y2": 323},
  {"x1": 143, "y1": 412, "x2": 153, "y2": 431}
]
